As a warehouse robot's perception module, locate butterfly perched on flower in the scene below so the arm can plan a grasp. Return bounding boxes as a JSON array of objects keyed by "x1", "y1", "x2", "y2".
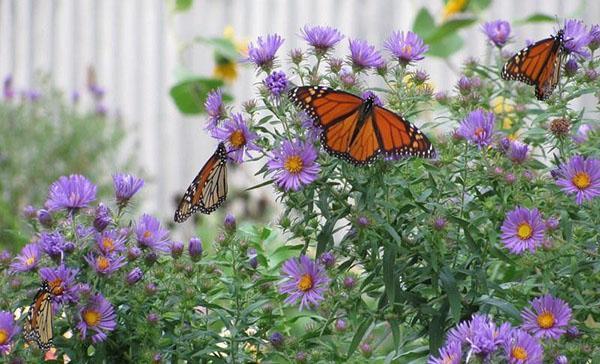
[
  {"x1": 501, "y1": 30, "x2": 566, "y2": 100},
  {"x1": 174, "y1": 143, "x2": 228, "y2": 223},
  {"x1": 288, "y1": 86, "x2": 435, "y2": 166},
  {"x1": 24, "y1": 281, "x2": 54, "y2": 352}
]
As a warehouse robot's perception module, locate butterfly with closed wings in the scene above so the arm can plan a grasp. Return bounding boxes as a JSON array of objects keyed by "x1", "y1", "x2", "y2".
[
  {"x1": 174, "y1": 142, "x2": 228, "y2": 223},
  {"x1": 24, "y1": 281, "x2": 54, "y2": 352},
  {"x1": 289, "y1": 86, "x2": 435, "y2": 166},
  {"x1": 501, "y1": 29, "x2": 566, "y2": 100}
]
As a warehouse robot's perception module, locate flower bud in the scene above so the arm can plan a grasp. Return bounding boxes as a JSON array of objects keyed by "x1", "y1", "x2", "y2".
[
  {"x1": 37, "y1": 209, "x2": 52, "y2": 227},
  {"x1": 343, "y1": 276, "x2": 356, "y2": 290},
  {"x1": 564, "y1": 58, "x2": 578, "y2": 77},
  {"x1": 22, "y1": 205, "x2": 37, "y2": 219},
  {"x1": 126, "y1": 267, "x2": 143, "y2": 285},
  {"x1": 319, "y1": 251, "x2": 336, "y2": 269},
  {"x1": 145, "y1": 282, "x2": 157, "y2": 296},
  {"x1": 335, "y1": 319, "x2": 347, "y2": 332},
  {"x1": 188, "y1": 237, "x2": 203, "y2": 261},
  {"x1": 224, "y1": 213, "x2": 236, "y2": 232},
  {"x1": 147, "y1": 312, "x2": 159, "y2": 325},
  {"x1": 269, "y1": 332, "x2": 284, "y2": 349},
  {"x1": 360, "y1": 342, "x2": 372, "y2": 358},
  {"x1": 170, "y1": 241, "x2": 184, "y2": 259},
  {"x1": 93, "y1": 203, "x2": 112, "y2": 232},
  {"x1": 127, "y1": 246, "x2": 142, "y2": 261}
]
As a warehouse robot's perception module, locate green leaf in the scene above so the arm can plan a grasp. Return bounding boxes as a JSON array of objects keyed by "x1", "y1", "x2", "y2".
[
  {"x1": 173, "y1": 0, "x2": 193, "y2": 12},
  {"x1": 440, "y1": 267, "x2": 462, "y2": 323},
  {"x1": 514, "y1": 13, "x2": 556, "y2": 25},
  {"x1": 428, "y1": 307, "x2": 446, "y2": 353},
  {"x1": 383, "y1": 243, "x2": 397, "y2": 304},
  {"x1": 197, "y1": 37, "x2": 240, "y2": 60},
  {"x1": 427, "y1": 33, "x2": 463, "y2": 58},
  {"x1": 347, "y1": 317, "x2": 372, "y2": 358},
  {"x1": 412, "y1": 7, "x2": 436, "y2": 39},
  {"x1": 169, "y1": 76, "x2": 224, "y2": 115},
  {"x1": 479, "y1": 297, "x2": 522, "y2": 320},
  {"x1": 425, "y1": 18, "x2": 477, "y2": 44}
]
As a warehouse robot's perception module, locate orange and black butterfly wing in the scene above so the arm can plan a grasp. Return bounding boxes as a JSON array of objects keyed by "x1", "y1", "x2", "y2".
[
  {"x1": 24, "y1": 281, "x2": 54, "y2": 352},
  {"x1": 174, "y1": 143, "x2": 228, "y2": 223},
  {"x1": 371, "y1": 106, "x2": 436, "y2": 159},
  {"x1": 501, "y1": 31, "x2": 565, "y2": 100}
]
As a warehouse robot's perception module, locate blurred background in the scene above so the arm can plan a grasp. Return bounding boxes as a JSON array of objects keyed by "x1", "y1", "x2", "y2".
[{"x1": 0, "y1": 0, "x2": 598, "y2": 244}]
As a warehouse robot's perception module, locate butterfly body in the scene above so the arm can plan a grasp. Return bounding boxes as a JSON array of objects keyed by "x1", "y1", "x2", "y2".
[
  {"x1": 174, "y1": 142, "x2": 228, "y2": 222},
  {"x1": 501, "y1": 30, "x2": 565, "y2": 100},
  {"x1": 24, "y1": 281, "x2": 54, "y2": 352},
  {"x1": 289, "y1": 86, "x2": 435, "y2": 165}
]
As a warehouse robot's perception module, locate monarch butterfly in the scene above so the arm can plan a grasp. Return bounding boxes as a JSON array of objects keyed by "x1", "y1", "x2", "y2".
[
  {"x1": 174, "y1": 142, "x2": 228, "y2": 223},
  {"x1": 288, "y1": 86, "x2": 436, "y2": 165},
  {"x1": 501, "y1": 29, "x2": 566, "y2": 100},
  {"x1": 24, "y1": 281, "x2": 54, "y2": 352}
]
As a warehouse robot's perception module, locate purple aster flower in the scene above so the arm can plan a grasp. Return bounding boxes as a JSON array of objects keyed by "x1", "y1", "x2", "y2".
[
  {"x1": 348, "y1": 38, "x2": 385, "y2": 70},
  {"x1": 573, "y1": 124, "x2": 592, "y2": 144},
  {"x1": 269, "y1": 332, "x2": 285, "y2": 348},
  {"x1": 433, "y1": 217, "x2": 447, "y2": 231},
  {"x1": 447, "y1": 314, "x2": 511, "y2": 357},
  {"x1": 300, "y1": 25, "x2": 344, "y2": 54},
  {"x1": 508, "y1": 141, "x2": 529, "y2": 164},
  {"x1": 555, "y1": 355, "x2": 568, "y2": 364},
  {"x1": 77, "y1": 293, "x2": 116, "y2": 343},
  {"x1": 500, "y1": 207, "x2": 545, "y2": 254},
  {"x1": 267, "y1": 139, "x2": 320, "y2": 191},
  {"x1": 85, "y1": 252, "x2": 126, "y2": 276},
  {"x1": 319, "y1": 251, "x2": 336, "y2": 269},
  {"x1": 263, "y1": 70, "x2": 288, "y2": 97},
  {"x1": 204, "y1": 89, "x2": 225, "y2": 132},
  {"x1": 563, "y1": 19, "x2": 592, "y2": 58},
  {"x1": 39, "y1": 231, "x2": 69, "y2": 259},
  {"x1": 46, "y1": 174, "x2": 97, "y2": 213},
  {"x1": 545, "y1": 217, "x2": 560, "y2": 231},
  {"x1": 589, "y1": 24, "x2": 600, "y2": 50},
  {"x1": 521, "y1": 294, "x2": 572, "y2": 340},
  {"x1": 246, "y1": 34, "x2": 284, "y2": 69},
  {"x1": 76, "y1": 225, "x2": 95, "y2": 240},
  {"x1": 93, "y1": 203, "x2": 112, "y2": 232},
  {"x1": 334, "y1": 319, "x2": 347, "y2": 332},
  {"x1": 126, "y1": 267, "x2": 143, "y2": 285},
  {"x1": 482, "y1": 20, "x2": 511, "y2": 47},
  {"x1": 339, "y1": 68, "x2": 357, "y2": 88},
  {"x1": 39, "y1": 265, "x2": 79, "y2": 305},
  {"x1": 299, "y1": 111, "x2": 321, "y2": 142},
  {"x1": 213, "y1": 113, "x2": 259, "y2": 163},
  {"x1": 95, "y1": 229, "x2": 127, "y2": 256},
  {"x1": 564, "y1": 58, "x2": 578, "y2": 77},
  {"x1": 188, "y1": 237, "x2": 203, "y2": 261},
  {"x1": 3, "y1": 76, "x2": 14, "y2": 100},
  {"x1": 279, "y1": 255, "x2": 329, "y2": 310},
  {"x1": 112, "y1": 173, "x2": 144, "y2": 204},
  {"x1": 135, "y1": 214, "x2": 170, "y2": 253},
  {"x1": 361, "y1": 91, "x2": 383, "y2": 106},
  {"x1": 428, "y1": 341, "x2": 462, "y2": 364},
  {"x1": 9, "y1": 243, "x2": 41, "y2": 273},
  {"x1": 0, "y1": 311, "x2": 19, "y2": 355},
  {"x1": 503, "y1": 329, "x2": 543, "y2": 364},
  {"x1": 456, "y1": 109, "x2": 495, "y2": 148},
  {"x1": 170, "y1": 241, "x2": 184, "y2": 259},
  {"x1": 555, "y1": 155, "x2": 600, "y2": 205},
  {"x1": 384, "y1": 31, "x2": 428, "y2": 65},
  {"x1": 37, "y1": 209, "x2": 53, "y2": 227}
]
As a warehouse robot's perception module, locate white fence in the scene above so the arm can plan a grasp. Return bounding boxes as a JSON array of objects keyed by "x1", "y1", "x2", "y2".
[{"x1": 1, "y1": 0, "x2": 597, "y2": 220}]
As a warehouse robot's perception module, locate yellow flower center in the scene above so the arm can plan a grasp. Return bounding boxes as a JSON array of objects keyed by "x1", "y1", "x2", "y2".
[
  {"x1": 537, "y1": 311, "x2": 555, "y2": 329},
  {"x1": 213, "y1": 62, "x2": 238, "y2": 83},
  {"x1": 229, "y1": 130, "x2": 246, "y2": 148},
  {"x1": 571, "y1": 172, "x2": 591, "y2": 190},
  {"x1": 97, "y1": 256, "x2": 110, "y2": 271},
  {"x1": 83, "y1": 309, "x2": 101, "y2": 327},
  {"x1": 25, "y1": 256, "x2": 35, "y2": 266},
  {"x1": 474, "y1": 127, "x2": 485, "y2": 138},
  {"x1": 443, "y1": 0, "x2": 468, "y2": 18},
  {"x1": 284, "y1": 155, "x2": 304, "y2": 174},
  {"x1": 0, "y1": 329, "x2": 8, "y2": 345},
  {"x1": 511, "y1": 346, "x2": 528, "y2": 360},
  {"x1": 402, "y1": 45, "x2": 412, "y2": 54},
  {"x1": 443, "y1": 355, "x2": 456, "y2": 364},
  {"x1": 517, "y1": 223, "x2": 533, "y2": 240},
  {"x1": 102, "y1": 237, "x2": 115, "y2": 252},
  {"x1": 49, "y1": 278, "x2": 64, "y2": 295},
  {"x1": 143, "y1": 230, "x2": 152, "y2": 239},
  {"x1": 297, "y1": 274, "x2": 313, "y2": 292}
]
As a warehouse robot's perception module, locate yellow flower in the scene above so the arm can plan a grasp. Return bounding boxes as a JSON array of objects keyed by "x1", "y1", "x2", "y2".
[
  {"x1": 223, "y1": 25, "x2": 248, "y2": 55},
  {"x1": 213, "y1": 61, "x2": 238, "y2": 83},
  {"x1": 402, "y1": 74, "x2": 435, "y2": 94},
  {"x1": 491, "y1": 96, "x2": 514, "y2": 114},
  {"x1": 502, "y1": 117, "x2": 513, "y2": 130},
  {"x1": 443, "y1": 0, "x2": 469, "y2": 19}
]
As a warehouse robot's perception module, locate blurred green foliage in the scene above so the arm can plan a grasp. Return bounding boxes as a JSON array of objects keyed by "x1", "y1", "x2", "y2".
[{"x1": 0, "y1": 85, "x2": 126, "y2": 250}]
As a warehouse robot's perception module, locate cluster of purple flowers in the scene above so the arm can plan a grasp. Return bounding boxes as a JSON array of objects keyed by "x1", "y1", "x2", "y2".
[{"x1": 430, "y1": 294, "x2": 573, "y2": 363}]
